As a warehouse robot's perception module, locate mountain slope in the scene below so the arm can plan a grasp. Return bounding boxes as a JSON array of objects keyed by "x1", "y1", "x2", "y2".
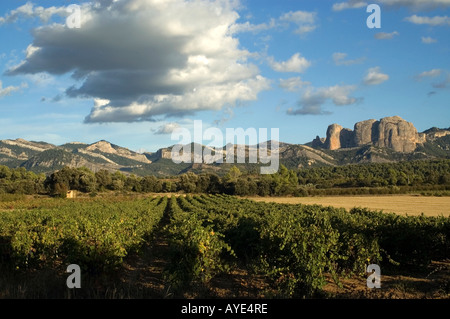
[{"x1": 0, "y1": 116, "x2": 449, "y2": 176}]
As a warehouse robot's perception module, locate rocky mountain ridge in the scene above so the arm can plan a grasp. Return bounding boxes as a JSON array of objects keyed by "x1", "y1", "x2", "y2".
[
  {"x1": 0, "y1": 116, "x2": 449, "y2": 176},
  {"x1": 312, "y1": 116, "x2": 446, "y2": 153}
]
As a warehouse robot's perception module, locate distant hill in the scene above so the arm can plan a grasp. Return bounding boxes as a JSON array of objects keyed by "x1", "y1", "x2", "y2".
[{"x1": 0, "y1": 116, "x2": 449, "y2": 176}]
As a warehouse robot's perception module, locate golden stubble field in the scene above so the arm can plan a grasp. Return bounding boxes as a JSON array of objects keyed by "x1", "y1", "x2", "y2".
[{"x1": 246, "y1": 195, "x2": 450, "y2": 217}]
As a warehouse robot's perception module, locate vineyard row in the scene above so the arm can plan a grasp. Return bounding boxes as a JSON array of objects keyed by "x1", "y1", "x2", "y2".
[{"x1": 0, "y1": 195, "x2": 448, "y2": 297}]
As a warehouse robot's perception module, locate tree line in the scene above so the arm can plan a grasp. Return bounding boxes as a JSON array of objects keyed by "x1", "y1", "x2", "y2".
[{"x1": 0, "y1": 159, "x2": 449, "y2": 197}]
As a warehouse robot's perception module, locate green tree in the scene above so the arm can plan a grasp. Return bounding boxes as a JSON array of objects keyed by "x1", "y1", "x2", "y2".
[
  {"x1": 235, "y1": 178, "x2": 249, "y2": 196},
  {"x1": 95, "y1": 170, "x2": 113, "y2": 191},
  {"x1": 439, "y1": 173, "x2": 450, "y2": 185},
  {"x1": 112, "y1": 179, "x2": 125, "y2": 191},
  {"x1": 54, "y1": 182, "x2": 68, "y2": 198},
  {"x1": 125, "y1": 174, "x2": 142, "y2": 192},
  {"x1": 178, "y1": 173, "x2": 198, "y2": 193},
  {"x1": 206, "y1": 174, "x2": 222, "y2": 194},
  {"x1": 162, "y1": 180, "x2": 174, "y2": 193},
  {"x1": 224, "y1": 166, "x2": 241, "y2": 183},
  {"x1": 111, "y1": 171, "x2": 126, "y2": 191},
  {"x1": 195, "y1": 174, "x2": 211, "y2": 193},
  {"x1": 79, "y1": 171, "x2": 97, "y2": 193},
  {"x1": 0, "y1": 166, "x2": 12, "y2": 180},
  {"x1": 141, "y1": 176, "x2": 162, "y2": 193},
  {"x1": 257, "y1": 176, "x2": 271, "y2": 196}
]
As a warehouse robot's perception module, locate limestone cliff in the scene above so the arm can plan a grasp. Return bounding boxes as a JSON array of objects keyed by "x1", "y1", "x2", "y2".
[
  {"x1": 321, "y1": 116, "x2": 422, "y2": 153},
  {"x1": 324, "y1": 124, "x2": 343, "y2": 150}
]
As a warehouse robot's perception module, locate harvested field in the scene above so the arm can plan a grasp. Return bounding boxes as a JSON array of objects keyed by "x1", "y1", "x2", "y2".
[{"x1": 246, "y1": 195, "x2": 450, "y2": 217}]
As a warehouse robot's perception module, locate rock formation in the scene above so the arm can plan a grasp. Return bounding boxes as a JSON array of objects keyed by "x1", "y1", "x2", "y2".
[
  {"x1": 340, "y1": 128, "x2": 354, "y2": 148},
  {"x1": 320, "y1": 116, "x2": 422, "y2": 153},
  {"x1": 375, "y1": 116, "x2": 419, "y2": 152},
  {"x1": 311, "y1": 136, "x2": 325, "y2": 148},
  {"x1": 354, "y1": 119, "x2": 377, "y2": 146},
  {"x1": 324, "y1": 124, "x2": 343, "y2": 150},
  {"x1": 86, "y1": 140, "x2": 151, "y2": 163}
]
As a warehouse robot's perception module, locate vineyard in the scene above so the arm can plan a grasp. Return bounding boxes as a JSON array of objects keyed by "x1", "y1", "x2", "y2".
[{"x1": 0, "y1": 194, "x2": 449, "y2": 298}]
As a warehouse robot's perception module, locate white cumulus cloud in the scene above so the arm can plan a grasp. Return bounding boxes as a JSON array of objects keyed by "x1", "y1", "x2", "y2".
[
  {"x1": 279, "y1": 77, "x2": 310, "y2": 92},
  {"x1": 332, "y1": 52, "x2": 365, "y2": 66},
  {"x1": 0, "y1": 2, "x2": 68, "y2": 25},
  {"x1": 332, "y1": 1, "x2": 368, "y2": 11},
  {"x1": 5, "y1": 0, "x2": 270, "y2": 123},
  {"x1": 279, "y1": 10, "x2": 317, "y2": 35},
  {"x1": 0, "y1": 81, "x2": 28, "y2": 98},
  {"x1": 287, "y1": 85, "x2": 361, "y2": 115},
  {"x1": 268, "y1": 53, "x2": 311, "y2": 73},
  {"x1": 334, "y1": 0, "x2": 450, "y2": 11},
  {"x1": 415, "y1": 69, "x2": 442, "y2": 79},
  {"x1": 385, "y1": 0, "x2": 450, "y2": 9},
  {"x1": 404, "y1": 15, "x2": 450, "y2": 26},
  {"x1": 154, "y1": 123, "x2": 181, "y2": 135},
  {"x1": 374, "y1": 31, "x2": 400, "y2": 40},
  {"x1": 421, "y1": 36, "x2": 438, "y2": 43},
  {"x1": 231, "y1": 10, "x2": 317, "y2": 36},
  {"x1": 363, "y1": 67, "x2": 389, "y2": 85}
]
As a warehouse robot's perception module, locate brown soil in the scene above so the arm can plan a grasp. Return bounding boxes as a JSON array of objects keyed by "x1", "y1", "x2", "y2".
[
  {"x1": 322, "y1": 260, "x2": 450, "y2": 299},
  {"x1": 119, "y1": 252, "x2": 450, "y2": 299}
]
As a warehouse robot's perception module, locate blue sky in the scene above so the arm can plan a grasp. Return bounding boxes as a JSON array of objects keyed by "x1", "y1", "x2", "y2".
[{"x1": 0, "y1": 0, "x2": 449, "y2": 152}]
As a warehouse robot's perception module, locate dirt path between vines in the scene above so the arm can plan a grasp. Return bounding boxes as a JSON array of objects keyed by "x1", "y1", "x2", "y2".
[
  {"x1": 119, "y1": 198, "x2": 272, "y2": 299},
  {"x1": 119, "y1": 202, "x2": 173, "y2": 298}
]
